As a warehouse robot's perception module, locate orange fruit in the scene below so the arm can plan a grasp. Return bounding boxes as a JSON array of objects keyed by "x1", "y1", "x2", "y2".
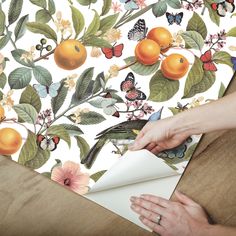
[
  {"x1": 135, "y1": 39, "x2": 160, "y2": 65},
  {"x1": 54, "y1": 39, "x2": 87, "y2": 70},
  {"x1": 0, "y1": 105, "x2": 5, "y2": 120},
  {"x1": 147, "y1": 27, "x2": 173, "y2": 52},
  {"x1": 0, "y1": 128, "x2": 22, "y2": 155},
  {"x1": 161, "y1": 53, "x2": 189, "y2": 80}
]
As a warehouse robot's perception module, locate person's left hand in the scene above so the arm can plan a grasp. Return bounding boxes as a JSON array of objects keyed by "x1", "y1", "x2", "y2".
[{"x1": 130, "y1": 190, "x2": 210, "y2": 236}]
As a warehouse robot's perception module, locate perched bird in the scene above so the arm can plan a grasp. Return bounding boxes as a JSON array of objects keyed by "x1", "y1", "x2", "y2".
[
  {"x1": 81, "y1": 120, "x2": 147, "y2": 168},
  {"x1": 81, "y1": 107, "x2": 164, "y2": 169}
]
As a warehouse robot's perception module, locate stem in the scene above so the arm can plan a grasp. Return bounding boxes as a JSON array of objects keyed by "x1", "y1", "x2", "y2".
[
  {"x1": 40, "y1": 90, "x2": 105, "y2": 133},
  {"x1": 5, "y1": 26, "x2": 17, "y2": 50},
  {"x1": 33, "y1": 49, "x2": 55, "y2": 63},
  {"x1": 118, "y1": 108, "x2": 142, "y2": 114},
  {"x1": 119, "y1": 60, "x2": 137, "y2": 71},
  {"x1": 2, "y1": 118, "x2": 32, "y2": 132},
  {"x1": 201, "y1": 6, "x2": 206, "y2": 15}
]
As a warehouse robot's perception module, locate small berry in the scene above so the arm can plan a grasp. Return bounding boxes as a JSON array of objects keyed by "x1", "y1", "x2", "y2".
[
  {"x1": 46, "y1": 45, "x2": 52, "y2": 51},
  {"x1": 40, "y1": 38, "x2": 47, "y2": 45},
  {"x1": 36, "y1": 44, "x2": 42, "y2": 50}
]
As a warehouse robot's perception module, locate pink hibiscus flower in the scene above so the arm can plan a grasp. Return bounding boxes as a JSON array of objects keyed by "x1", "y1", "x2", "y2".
[{"x1": 51, "y1": 161, "x2": 89, "y2": 195}]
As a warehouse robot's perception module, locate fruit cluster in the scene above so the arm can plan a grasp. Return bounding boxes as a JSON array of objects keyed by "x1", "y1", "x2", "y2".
[{"x1": 135, "y1": 27, "x2": 189, "y2": 80}]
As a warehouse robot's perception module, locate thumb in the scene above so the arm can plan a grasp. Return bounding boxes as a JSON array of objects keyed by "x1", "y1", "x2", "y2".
[
  {"x1": 129, "y1": 133, "x2": 151, "y2": 151},
  {"x1": 174, "y1": 190, "x2": 199, "y2": 207}
]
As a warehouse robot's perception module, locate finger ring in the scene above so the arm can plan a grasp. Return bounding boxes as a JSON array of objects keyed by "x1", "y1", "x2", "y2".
[{"x1": 156, "y1": 215, "x2": 162, "y2": 225}]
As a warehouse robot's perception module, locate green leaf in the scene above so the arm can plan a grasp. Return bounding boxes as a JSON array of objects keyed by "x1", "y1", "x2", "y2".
[
  {"x1": 48, "y1": 0, "x2": 56, "y2": 15},
  {"x1": 33, "y1": 66, "x2": 52, "y2": 86},
  {"x1": 19, "y1": 85, "x2": 42, "y2": 113},
  {"x1": 51, "y1": 79, "x2": 68, "y2": 115},
  {"x1": 26, "y1": 22, "x2": 57, "y2": 43},
  {"x1": 61, "y1": 124, "x2": 84, "y2": 136},
  {"x1": 183, "y1": 56, "x2": 204, "y2": 97},
  {"x1": 149, "y1": 70, "x2": 179, "y2": 102},
  {"x1": 181, "y1": 31, "x2": 204, "y2": 50},
  {"x1": 213, "y1": 51, "x2": 233, "y2": 68},
  {"x1": 152, "y1": 1, "x2": 167, "y2": 17},
  {"x1": 124, "y1": 57, "x2": 160, "y2": 76},
  {"x1": 14, "y1": 15, "x2": 29, "y2": 42},
  {"x1": 8, "y1": 0, "x2": 23, "y2": 25},
  {"x1": 8, "y1": 67, "x2": 32, "y2": 89},
  {"x1": 36, "y1": 9, "x2": 51, "y2": 23},
  {"x1": 101, "y1": 0, "x2": 112, "y2": 16},
  {"x1": 11, "y1": 49, "x2": 35, "y2": 67},
  {"x1": 92, "y1": 72, "x2": 105, "y2": 94},
  {"x1": 18, "y1": 131, "x2": 38, "y2": 165},
  {"x1": 183, "y1": 71, "x2": 216, "y2": 98},
  {"x1": 109, "y1": 92, "x2": 124, "y2": 103},
  {"x1": 166, "y1": 0, "x2": 181, "y2": 9},
  {"x1": 79, "y1": 111, "x2": 106, "y2": 125},
  {"x1": 51, "y1": 159, "x2": 62, "y2": 172},
  {"x1": 184, "y1": 143, "x2": 198, "y2": 161},
  {"x1": 186, "y1": 12, "x2": 207, "y2": 39},
  {"x1": 0, "y1": 9, "x2": 5, "y2": 36},
  {"x1": 204, "y1": 0, "x2": 220, "y2": 26},
  {"x1": 0, "y1": 73, "x2": 7, "y2": 89},
  {"x1": 73, "y1": 67, "x2": 94, "y2": 102},
  {"x1": 47, "y1": 125, "x2": 71, "y2": 148},
  {"x1": 168, "y1": 107, "x2": 181, "y2": 115},
  {"x1": 84, "y1": 10, "x2": 100, "y2": 38},
  {"x1": 218, "y1": 82, "x2": 225, "y2": 98},
  {"x1": 29, "y1": 0, "x2": 47, "y2": 8},
  {"x1": 25, "y1": 148, "x2": 50, "y2": 169},
  {"x1": 13, "y1": 103, "x2": 38, "y2": 124},
  {"x1": 76, "y1": 0, "x2": 97, "y2": 6},
  {"x1": 75, "y1": 136, "x2": 90, "y2": 160},
  {"x1": 89, "y1": 98, "x2": 116, "y2": 108},
  {"x1": 90, "y1": 170, "x2": 107, "y2": 182},
  {"x1": 0, "y1": 32, "x2": 12, "y2": 50},
  {"x1": 83, "y1": 36, "x2": 111, "y2": 48},
  {"x1": 70, "y1": 6, "x2": 85, "y2": 39},
  {"x1": 99, "y1": 13, "x2": 119, "y2": 33},
  {"x1": 226, "y1": 27, "x2": 236, "y2": 37}
]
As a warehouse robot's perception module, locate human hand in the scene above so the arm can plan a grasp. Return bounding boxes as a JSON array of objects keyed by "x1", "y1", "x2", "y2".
[
  {"x1": 130, "y1": 190, "x2": 210, "y2": 236},
  {"x1": 129, "y1": 118, "x2": 190, "y2": 154}
]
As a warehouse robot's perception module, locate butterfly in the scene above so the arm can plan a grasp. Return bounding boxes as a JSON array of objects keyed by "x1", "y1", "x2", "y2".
[
  {"x1": 128, "y1": 19, "x2": 148, "y2": 41},
  {"x1": 120, "y1": 72, "x2": 146, "y2": 101},
  {"x1": 166, "y1": 12, "x2": 183, "y2": 25},
  {"x1": 101, "y1": 44, "x2": 124, "y2": 59},
  {"x1": 119, "y1": 0, "x2": 139, "y2": 11},
  {"x1": 200, "y1": 50, "x2": 217, "y2": 71},
  {"x1": 37, "y1": 134, "x2": 60, "y2": 152},
  {"x1": 34, "y1": 82, "x2": 61, "y2": 98},
  {"x1": 175, "y1": 102, "x2": 189, "y2": 112},
  {"x1": 211, "y1": 0, "x2": 235, "y2": 17},
  {"x1": 231, "y1": 57, "x2": 236, "y2": 70}
]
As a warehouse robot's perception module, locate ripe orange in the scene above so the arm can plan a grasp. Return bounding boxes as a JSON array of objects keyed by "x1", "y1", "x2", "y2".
[
  {"x1": 0, "y1": 105, "x2": 5, "y2": 120},
  {"x1": 161, "y1": 53, "x2": 189, "y2": 80},
  {"x1": 147, "y1": 27, "x2": 173, "y2": 52},
  {"x1": 54, "y1": 39, "x2": 87, "y2": 70},
  {"x1": 0, "y1": 128, "x2": 22, "y2": 155},
  {"x1": 135, "y1": 39, "x2": 160, "y2": 65}
]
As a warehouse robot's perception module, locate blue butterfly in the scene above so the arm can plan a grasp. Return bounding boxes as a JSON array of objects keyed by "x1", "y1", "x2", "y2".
[
  {"x1": 34, "y1": 82, "x2": 61, "y2": 98},
  {"x1": 231, "y1": 57, "x2": 236, "y2": 71},
  {"x1": 166, "y1": 12, "x2": 183, "y2": 25},
  {"x1": 120, "y1": 0, "x2": 139, "y2": 11}
]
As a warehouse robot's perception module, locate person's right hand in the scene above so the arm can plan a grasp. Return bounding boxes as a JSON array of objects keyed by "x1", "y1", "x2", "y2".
[{"x1": 129, "y1": 117, "x2": 190, "y2": 154}]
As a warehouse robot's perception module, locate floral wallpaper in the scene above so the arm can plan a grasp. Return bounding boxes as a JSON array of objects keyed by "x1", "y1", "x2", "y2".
[{"x1": 0, "y1": 0, "x2": 235, "y2": 195}]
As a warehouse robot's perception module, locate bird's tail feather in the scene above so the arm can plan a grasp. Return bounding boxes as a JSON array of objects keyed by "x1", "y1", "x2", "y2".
[{"x1": 81, "y1": 139, "x2": 106, "y2": 169}]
